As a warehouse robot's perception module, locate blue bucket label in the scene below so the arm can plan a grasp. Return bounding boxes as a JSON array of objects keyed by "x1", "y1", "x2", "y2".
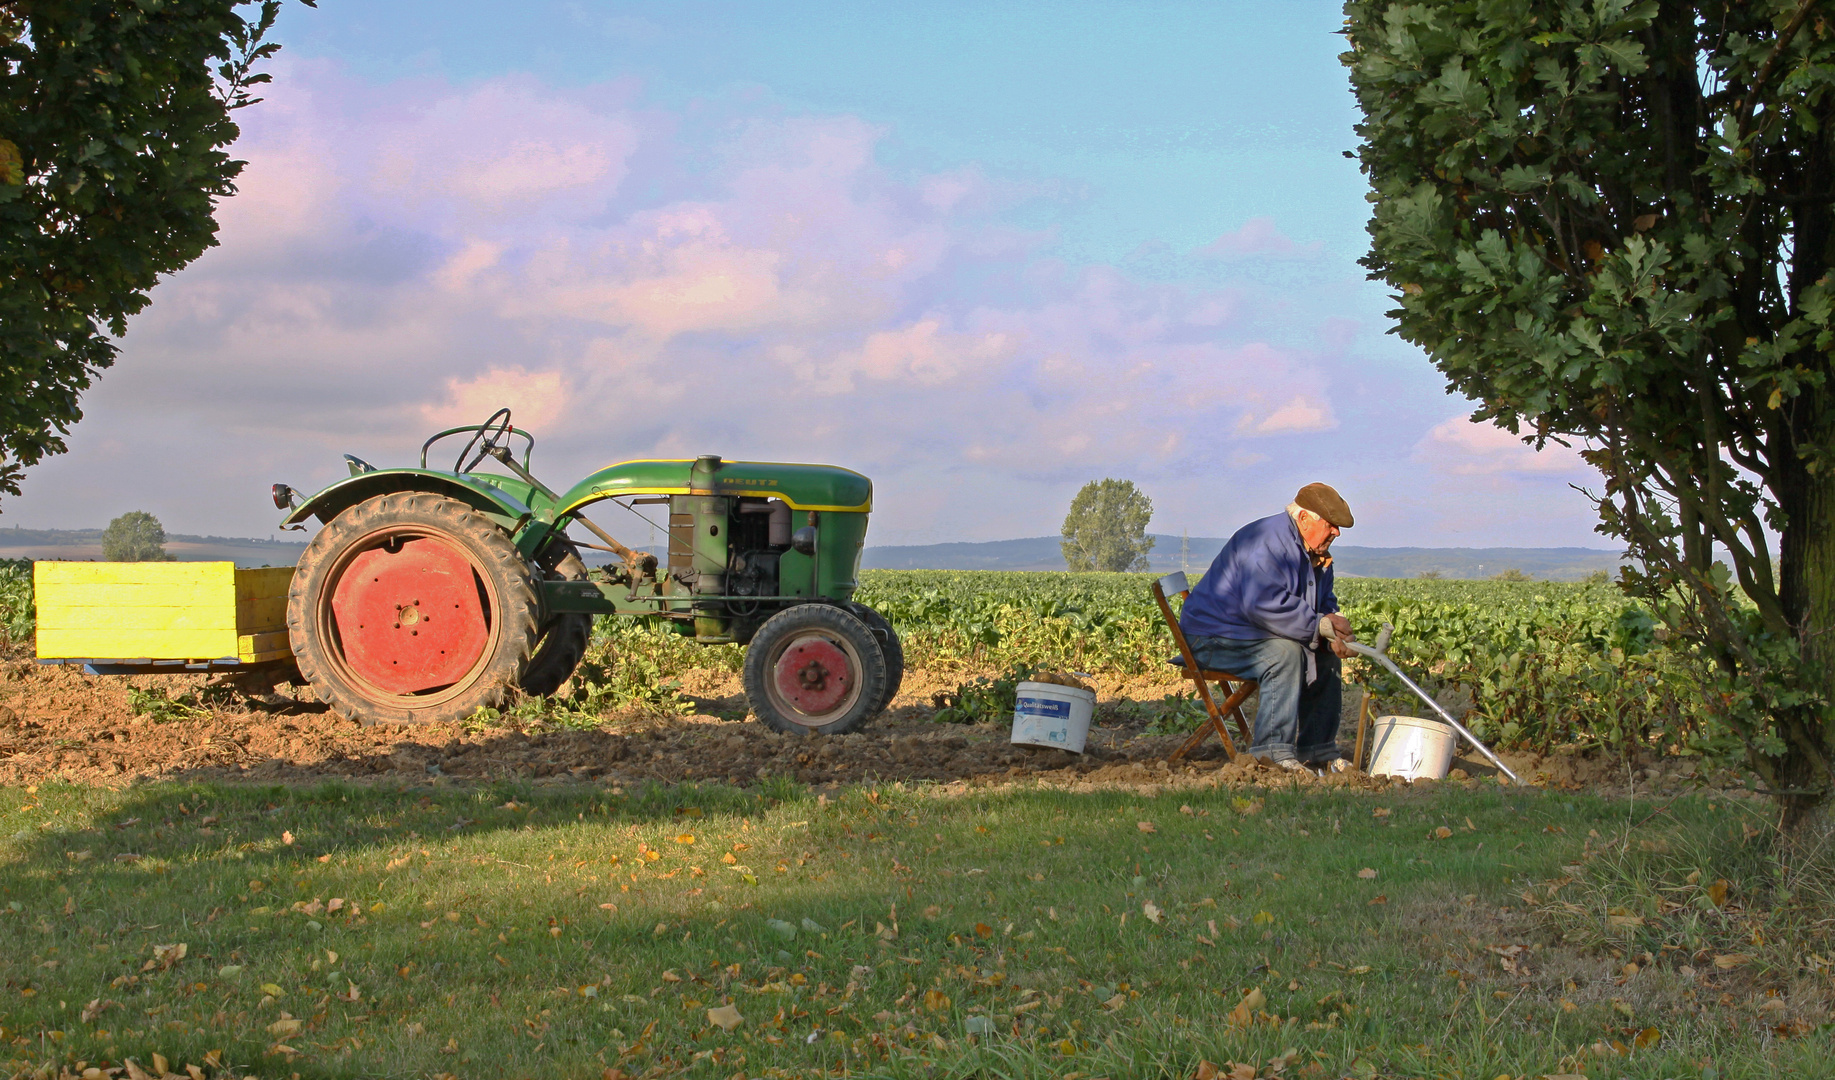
[{"x1": 1015, "y1": 696, "x2": 1072, "y2": 720}]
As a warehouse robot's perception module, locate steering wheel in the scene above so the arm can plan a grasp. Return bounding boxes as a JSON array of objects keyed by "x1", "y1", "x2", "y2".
[{"x1": 454, "y1": 408, "x2": 514, "y2": 474}]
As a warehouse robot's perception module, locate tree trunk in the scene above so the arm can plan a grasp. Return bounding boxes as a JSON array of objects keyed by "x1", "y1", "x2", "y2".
[{"x1": 1772, "y1": 452, "x2": 1835, "y2": 831}]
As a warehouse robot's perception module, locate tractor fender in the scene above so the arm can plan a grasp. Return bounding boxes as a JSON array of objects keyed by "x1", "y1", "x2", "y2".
[{"x1": 282, "y1": 469, "x2": 537, "y2": 535}]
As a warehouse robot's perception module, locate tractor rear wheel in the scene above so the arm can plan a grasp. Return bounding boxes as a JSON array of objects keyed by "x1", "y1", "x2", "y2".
[
  {"x1": 522, "y1": 538, "x2": 593, "y2": 697},
  {"x1": 845, "y1": 602, "x2": 904, "y2": 715},
  {"x1": 743, "y1": 604, "x2": 888, "y2": 735},
  {"x1": 287, "y1": 492, "x2": 540, "y2": 726}
]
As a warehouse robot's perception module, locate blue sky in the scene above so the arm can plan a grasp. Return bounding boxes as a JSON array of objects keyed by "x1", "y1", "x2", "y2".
[{"x1": 8, "y1": 0, "x2": 1604, "y2": 548}]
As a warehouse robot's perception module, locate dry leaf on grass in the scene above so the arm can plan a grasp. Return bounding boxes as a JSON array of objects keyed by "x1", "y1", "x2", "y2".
[
  {"x1": 1226, "y1": 987, "x2": 1265, "y2": 1030},
  {"x1": 924, "y1": 989, "x2": 951, "y2": 1013},
  {"x1": 1432, "y1": 826, "x2": 1453, "y2": 840},
  {"x1": 1357, "y1": 868, "x2": 1377, "y2": 879},
  {"x1": 1714, "y1": 953, "x2": 1751, "y2": 969},
  {"x1": 1143, "y1": 902, "x2": 1163, "y2": 924},
  {"x1": 267, "y1": 1017, "x2": 302, "y2": 1037},
  {"x1": 1707, "y1": 878, "x2": 1729, "y2": 906},
  {"x1": 1137, "y1": 821, "x2": 1157, "y2": 833},
  {"x1": 281, "y1": 830, "x2": 294, "y2": 846},
  {"x1": 707, "y1": 1004, "x2": 743, "y2": 1031}
]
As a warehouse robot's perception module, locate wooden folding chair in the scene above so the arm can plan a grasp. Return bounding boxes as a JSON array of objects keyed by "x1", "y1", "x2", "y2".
[{"x1": 1151, "y1": 571, "x2": 1257, "y2": 762}]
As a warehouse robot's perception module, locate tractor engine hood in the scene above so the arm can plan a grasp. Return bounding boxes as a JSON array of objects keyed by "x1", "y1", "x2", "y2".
[{"x1": 556, "y1": 458, "x2": 872, "y2": 516}]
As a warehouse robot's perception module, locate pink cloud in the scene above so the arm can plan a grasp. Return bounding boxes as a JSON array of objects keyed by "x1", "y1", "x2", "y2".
[
  {"x1": 16, "y1": 60, "x2": 1587, "y2": 547},
  {"x1": 1414, "y1": 417, "x2": 1589, "y2": 476},
  {"x1": 1192, "y1": 217, "x2": 1323, "y2": 259}
]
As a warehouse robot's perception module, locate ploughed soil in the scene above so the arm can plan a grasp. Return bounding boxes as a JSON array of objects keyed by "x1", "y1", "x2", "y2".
[{"x1": 0, "y1": 654, "x2": 1753, "y2": 799}]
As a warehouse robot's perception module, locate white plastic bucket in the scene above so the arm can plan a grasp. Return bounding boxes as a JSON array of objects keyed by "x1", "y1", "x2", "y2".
[
  {"x1": 1367, "y1": 714, "x2": 1458, "y2": 781},
  {"x1": 1011, "y1": 681, "x2": 1096, "y2": 754}
]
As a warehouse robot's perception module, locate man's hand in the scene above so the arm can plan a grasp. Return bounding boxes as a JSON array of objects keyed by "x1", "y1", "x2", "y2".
[{"x1": 1322, "y1": 612, "x2": 1355, "y2": 659}]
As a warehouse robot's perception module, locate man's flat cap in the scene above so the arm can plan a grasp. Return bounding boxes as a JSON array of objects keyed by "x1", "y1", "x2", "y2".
[{"x1": 1295, "y1": 483, "x2": 1353, "y2": 528}]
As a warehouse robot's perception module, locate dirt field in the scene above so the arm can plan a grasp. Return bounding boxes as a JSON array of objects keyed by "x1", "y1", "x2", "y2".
[{"x1": 0, "y1": 652, "x2": 1750, "y2": 799}]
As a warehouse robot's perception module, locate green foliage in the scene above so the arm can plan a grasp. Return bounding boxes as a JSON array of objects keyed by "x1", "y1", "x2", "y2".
[
  {"x1": 102, "y1": 510, "x2": 172, "y2": 562},
  {"x1": 0, "y1": 1, "x2": 310, "y2": 500},
  {"x1": 126, "y1": 685, "x2": 217, "y2": 722},
  {"x1": 931, "y1": 662, "x2": 1041, "y2": 725},
  {"x1": 857, "y1": 570, "x2": 1716, "y2": 758},
  {"x1": 0, "y1": 558, "x2": 33, "y2": 643},
  {"x1": 1060, "y1": 478, "x2": 1155, "y2": 572},
  {"x1": 1491, "y1": 568, "x2": 1530, "y2": 582},
  {"x1": 1343, "y1": 0, "x2": 1835, "y2": 818}
]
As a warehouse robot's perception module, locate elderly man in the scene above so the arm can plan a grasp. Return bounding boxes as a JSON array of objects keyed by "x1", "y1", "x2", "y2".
[{"x1": 1179, "y1": 483, "x2": 1356, "y2": 773}]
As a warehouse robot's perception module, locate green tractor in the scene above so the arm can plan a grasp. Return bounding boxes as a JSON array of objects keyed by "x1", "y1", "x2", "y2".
[{"x1": 271, "y1": 409, "x2": 901, "y2": 734}]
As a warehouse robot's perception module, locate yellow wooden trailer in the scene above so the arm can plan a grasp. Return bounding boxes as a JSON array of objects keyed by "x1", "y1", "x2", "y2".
[{"x1": 34, "y1": 561, "x2": 294, "y2": 675}]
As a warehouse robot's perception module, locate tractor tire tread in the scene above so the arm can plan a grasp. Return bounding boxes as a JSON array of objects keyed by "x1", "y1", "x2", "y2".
[
  {"x1": 743, "y1": 603, "x2": 887, "y2": 736},
  {"x1": 287, "y1": 491, "x2": 540, "y2": 726}
]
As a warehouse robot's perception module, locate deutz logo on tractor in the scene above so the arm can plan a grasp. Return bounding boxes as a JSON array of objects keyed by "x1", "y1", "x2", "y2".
[{"x1": 272, "y1": 409, "x2": 902, "y2": 734}]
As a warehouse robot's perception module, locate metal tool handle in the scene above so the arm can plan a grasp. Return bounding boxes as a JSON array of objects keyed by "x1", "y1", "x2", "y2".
[{"x1": 1341, "y1": 622, "x2": 1524, "y2": 787}]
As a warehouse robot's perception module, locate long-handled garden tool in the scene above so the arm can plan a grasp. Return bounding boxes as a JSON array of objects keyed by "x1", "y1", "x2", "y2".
[{"x1": 1328, "y1": 621, "x2": 1525, "y2": 786}]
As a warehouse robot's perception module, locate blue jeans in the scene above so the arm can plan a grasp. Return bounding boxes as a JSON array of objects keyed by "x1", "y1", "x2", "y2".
[{"x1": 1186, "y1": 636, "x2": 1341, "y2": 763}]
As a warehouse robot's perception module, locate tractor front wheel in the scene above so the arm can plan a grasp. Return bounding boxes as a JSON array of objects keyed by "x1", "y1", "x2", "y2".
[
  {"x1": 287, "y1": 492, "x2": 540, "y2": 725},
  {"x1": 743, "y1": 604, "x2": 888, "y2": 735}
]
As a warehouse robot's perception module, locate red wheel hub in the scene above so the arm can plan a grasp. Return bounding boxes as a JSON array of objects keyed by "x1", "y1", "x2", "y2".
[
  {"x1": 330, "y1": 536, "x2": 490, "y2": 694},
  {"x1": 773, "y1": 636, "x2": 854, "y2": 715}
]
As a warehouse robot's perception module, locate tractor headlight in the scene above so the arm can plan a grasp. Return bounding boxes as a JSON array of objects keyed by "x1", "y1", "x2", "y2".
[{"x1": 272, "y1": 483, "x2": 299, "y2": 510}]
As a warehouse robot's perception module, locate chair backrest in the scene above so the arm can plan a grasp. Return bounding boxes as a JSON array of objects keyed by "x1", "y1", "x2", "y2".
[{"x1": 1150, "y1": 573, "x2": 1203, "y2": 674}]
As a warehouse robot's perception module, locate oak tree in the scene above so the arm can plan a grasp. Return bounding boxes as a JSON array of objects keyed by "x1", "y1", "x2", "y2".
[
  {"x1": 0, "y1": 0, "x2": 308, "y2": 500},
  {"x1": 1345, "y1": 0, "x2": 1835, "y2": 825}
]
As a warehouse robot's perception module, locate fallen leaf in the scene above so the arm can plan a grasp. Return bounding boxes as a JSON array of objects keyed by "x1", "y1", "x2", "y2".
[
  {"x1": 1180, "y1": 805, "x2": 1195, "y2": 816},
  {"x1": 1143, "y1": 902, "x2": 1163, "y2": 924},
  {"x1": 974, "y1": 922, "x2": 993, "y2": 938},
  {"x1": 1607, "y1": 914, "x2": 1645, "y2": 929},
  {"x1": 1633, "y1": 1026, "x2": 1660, "y2": 1049},
  {"x1": 1348, "y1": 965, "x2": 1372, "y2": 975},
  {"x1": 765, "y1": 919, "x2": 797, "y2": 940},
  {"x1": 924, "y1": 988, "x2": 951, "y2": 1013},
  {"x1": 722, "y1": 852, "x2": 737, "y2": 865},
  {"x1": 1714, "y1": 953, "x2": 1751, "y2": 970},
  {"x1": 1357, "y1": 868, "x2": 1378, "y2": 879},
  {"x1": 1367, "y1": 895, "x2": 1388, "y2": 906},
  {"x1": 282, "y1": 831, "x2": 294, "y2": 846},
  {"x1": 1252, "y1": 911, "x2": 1273, "y2": 925},
  {"x1": 1225, "y1": 988, "x2": 1265, "y2": 1030},
  {"x1": 1228, "y1": 1066, "x2": 1257, "y2": 1080},
  {"x1": 260, "y1": 983, "x2": 284, "y2": 997},
  {"x1": 1137, "y1": 821, "x2": 1157, "y2": 833},
  {"x1": 707, "y1": 1004, "x2": 743, "y2": 1031},
  {"x1": 923, "y1": 905, "x2": 943, "y2": 919},
  {"x1": 267, "y1": 1018, "x2": 302, "y2": 1037},
  {"x1": 1372, "y1": 807, "x2": 1391, "y2": 818},
  {"x1": 1432, "y1": 826, "x2": 1453, "y2": 840},
  {"x1": 675, "y1": 834, "x2": 696, "y2": 845},
  {"x1": 1194, "y1": 1061, "x2": 1220, "y2": 1080},
  {"x1": 661, "y1": 970, "x2": 682, "y2": 983},
  {"x1": 327, "y1": 898, "x2": 345, "y2": 913},
  {"x1": 1707, "y1": 878, "x2": 1729, "y2": 906}
]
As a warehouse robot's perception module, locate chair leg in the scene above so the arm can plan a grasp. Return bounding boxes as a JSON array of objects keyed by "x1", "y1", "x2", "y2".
[{"x1": 1171, "y1": 675, "x2": 1254, "y2": 763}]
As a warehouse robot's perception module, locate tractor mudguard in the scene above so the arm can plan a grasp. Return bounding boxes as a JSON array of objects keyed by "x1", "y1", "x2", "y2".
[{"x1": 281, "y1": 469, "x2": 543, "y2": 538}]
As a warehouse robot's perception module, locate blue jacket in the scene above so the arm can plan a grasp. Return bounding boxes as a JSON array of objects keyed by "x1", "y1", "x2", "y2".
[{"x1": 1179, "y1": 512, "x2": 1337, "y2": 642}]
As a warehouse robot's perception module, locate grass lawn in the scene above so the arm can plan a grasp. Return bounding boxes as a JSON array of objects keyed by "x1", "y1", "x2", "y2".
[{"x1": 0, "y1": 774, "x2": 1825, "y2": 1079}]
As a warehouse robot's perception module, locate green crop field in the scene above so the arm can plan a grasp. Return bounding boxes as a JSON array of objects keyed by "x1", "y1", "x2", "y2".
[
  {"x1": 852, "y1": 571, "x2": 1708, "y2": 761},
  {"x1": 2, "y1": 562, "x2": 1715, "y2": 760}
]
